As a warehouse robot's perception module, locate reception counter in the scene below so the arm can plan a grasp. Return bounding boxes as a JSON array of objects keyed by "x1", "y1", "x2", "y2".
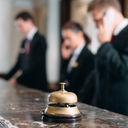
[{"x1": 0, "y1": 80, "x2": 128, "y2": 128}]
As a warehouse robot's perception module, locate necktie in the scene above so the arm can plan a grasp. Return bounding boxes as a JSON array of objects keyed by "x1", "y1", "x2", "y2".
[
  {"x1": 25, "y1": 39, "x2": 31, "y2": 54},
  {"x1": 111, "y1": 35, "x2": 115, "y2": 42}
]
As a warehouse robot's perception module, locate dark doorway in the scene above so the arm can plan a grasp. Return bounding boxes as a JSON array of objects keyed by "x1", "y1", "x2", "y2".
[{"x1": 60, "y1": 0, "x2": 71, "y2": 28}]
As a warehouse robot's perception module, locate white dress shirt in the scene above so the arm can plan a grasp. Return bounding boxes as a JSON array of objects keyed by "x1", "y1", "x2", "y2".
[
  {"x1": 26, "y1": 27, "x2": 38, "y2": 40},
  {"x1": 67, "y1": 44, "x2": 85, "y2": 73},
  {"x1": 113, "y1": 18, "x2": 128, "y2": 36}
]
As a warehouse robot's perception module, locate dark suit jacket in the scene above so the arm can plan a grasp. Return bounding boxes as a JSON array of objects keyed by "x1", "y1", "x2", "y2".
[
  {"x1": 62, "y1": 45, "x2": 94, "y2": 100},
  {"x1": 3, "y1": 32, "x2": 48, "y2": 91},
  {"x1": 93, "y1": 25, "x2": 128, "y2": 115}
]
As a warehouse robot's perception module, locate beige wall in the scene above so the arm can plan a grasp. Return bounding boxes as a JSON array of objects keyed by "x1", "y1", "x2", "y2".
[
  {"x1": 33, "y1": 3, "x2": 48, "y2": 35},
  {"x1": 71, "y1": 0, "x2": 89, "y2": 25}
]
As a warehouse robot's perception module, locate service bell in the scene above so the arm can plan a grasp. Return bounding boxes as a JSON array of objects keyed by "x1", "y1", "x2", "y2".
[{"x1": 42, "y1": 82, "x2": 81, "y2": 123}]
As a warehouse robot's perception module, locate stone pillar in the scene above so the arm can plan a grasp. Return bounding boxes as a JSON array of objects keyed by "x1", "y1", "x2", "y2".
[
  {"x1": 46, "y1": 0, "x2": 61, "y2": 83},
  {"x1": 0, "y1": 0, "x2": 13, "y2": 72}
]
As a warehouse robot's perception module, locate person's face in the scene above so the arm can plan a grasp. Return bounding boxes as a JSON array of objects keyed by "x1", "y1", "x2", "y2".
[
  {"x1": 62, "y1": 29, "x2": 81, "y2": 49},
  {"x1": 16, "y1": 18, "x2": 31, "y2": 34},
  {"x1": 91, "y1": 9, "x2": 105, "y2": 28}
]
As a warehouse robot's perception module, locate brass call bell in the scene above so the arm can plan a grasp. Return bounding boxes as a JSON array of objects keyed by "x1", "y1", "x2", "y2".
[{"x1": 42, "y1": 83, "x2": 81, "y2": 123}]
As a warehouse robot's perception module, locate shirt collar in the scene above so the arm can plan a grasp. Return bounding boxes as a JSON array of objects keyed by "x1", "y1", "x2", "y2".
[
  {"x1": 73, "y1": 43, "x2": 85, "y2": 56},
  {"x1": 26, "y1": 27, "x2": 38, "y2": 40},
  {"x1": 113, "y1": 18, "x2": 128, "y2": 36}
]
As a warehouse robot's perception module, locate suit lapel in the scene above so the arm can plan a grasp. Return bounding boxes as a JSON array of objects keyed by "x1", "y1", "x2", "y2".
[{"x1": 27, "y1": 32, "x2": 38, "y2": 54}]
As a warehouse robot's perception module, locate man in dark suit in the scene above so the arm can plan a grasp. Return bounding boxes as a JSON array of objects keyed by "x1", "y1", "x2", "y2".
[
  {"x1": 0, "y1": 12, "x2": 48, "y2": 91},
  {"x1": 88, "y1": 0, "x2": 128, "y2": 115},
  {"x1": 61, "y1": 22, "x2": 94, "y2": 102}
]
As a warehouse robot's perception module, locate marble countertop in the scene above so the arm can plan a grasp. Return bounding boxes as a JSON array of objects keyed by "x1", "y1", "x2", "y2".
[{"x1": 0, "y1": 80, "x2": 128, "y2": 128}]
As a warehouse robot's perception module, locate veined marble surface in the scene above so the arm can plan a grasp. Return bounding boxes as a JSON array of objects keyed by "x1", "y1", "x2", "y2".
[{"x1": 0, "y1": 80, "x2": 127, "y2": 128}]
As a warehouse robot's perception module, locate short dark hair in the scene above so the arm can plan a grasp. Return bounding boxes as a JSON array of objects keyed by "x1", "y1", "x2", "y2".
[
  {"x1": 88, "y1": 0, "x2": 121, "y2": 12},
  {"x1": 62, "y1": 22, "x2": 91, "y2": 45},
  {"x1": 15, "y1": 11, "x2": 34, "y2": 23}
]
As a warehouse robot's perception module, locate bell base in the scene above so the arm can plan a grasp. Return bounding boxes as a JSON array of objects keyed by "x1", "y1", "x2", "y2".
[{"x1": 42, "y1": 113, "x2": 81, "y2": 123}]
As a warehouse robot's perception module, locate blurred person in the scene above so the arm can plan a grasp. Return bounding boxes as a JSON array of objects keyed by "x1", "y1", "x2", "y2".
[
  {"x1": 88, "y1": 0, "x2": 128, "y2": 115},
  {"x1": 60, "y1": 40, "x2": 73, "y2": 82},
  {"x1": 0, "y1": 12, "x2": 48, "y2": 91},
  {"x1": 61, "y1": 22, "x2": 94, "y2": 102},
  {"x1": 61, "y1": 40, "x2": 73, "y2": 60}
]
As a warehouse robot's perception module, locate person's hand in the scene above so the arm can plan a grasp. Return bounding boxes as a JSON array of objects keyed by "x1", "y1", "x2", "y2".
[
  {"x1": 98, "y1": 17, "x2": 113, "y2": 44},
  {"x1": 9, "y1": 78, "x2": 17, "y2": 84},
  {"x1": 61, "y1": 41, "x2": 73, "y2": 60}
]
